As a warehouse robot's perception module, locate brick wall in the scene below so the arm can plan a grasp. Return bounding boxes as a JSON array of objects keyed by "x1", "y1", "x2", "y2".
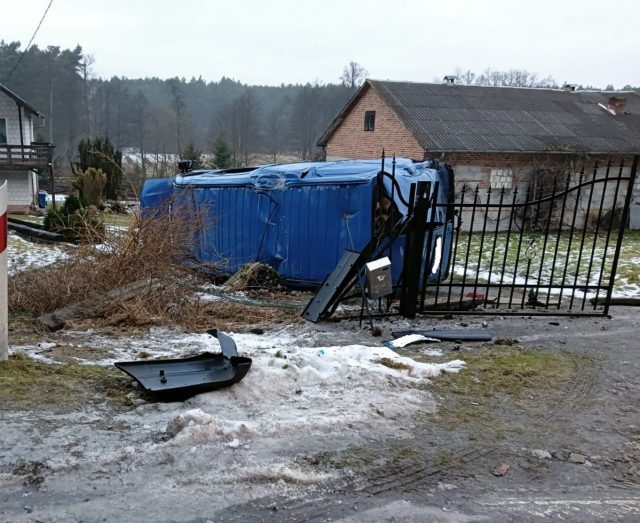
[
  {"x1": 438, "y1": 152, "x2": 639, "y2": 230},
  {"x1": 437, "y1": 151, "x2": 638, "y2": 199},
  {"x1": 325, "y1": 85, "x2": 424, "y2": 161}
]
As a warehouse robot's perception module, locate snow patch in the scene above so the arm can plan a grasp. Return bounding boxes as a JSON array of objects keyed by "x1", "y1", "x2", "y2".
[
  {"x1": 161, "y1": 330, "x2": 465, "y2": 445},
  {"x1": 7, "y1": 234, "x2": 69, "y2": 275},
  {"x1": 166, "y1": 408, "x2": 253, "y2": 445}
]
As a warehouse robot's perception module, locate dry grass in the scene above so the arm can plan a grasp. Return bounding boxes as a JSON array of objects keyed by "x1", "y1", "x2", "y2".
[
  {"x1": 89, "y1": 296, "x2": 301, "y2": 332},
  {"x1": 8, "y1": 206, "x2": 301, "y2": 331},
  {"x1": 222, "y1": 261, "x2": 283, "y2": 294},
  {"x1": 9, "y1": 208, "x2": 202, "y2": 315},
  {"x1": 376, "y1": 357, "x2": 413, "y2": 371}
]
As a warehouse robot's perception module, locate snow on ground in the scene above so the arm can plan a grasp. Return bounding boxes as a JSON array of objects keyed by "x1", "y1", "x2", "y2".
[
  {"x1": 6, "y1": 233, "x2": 69, "y2": 275},
  {"x1": 167, "y1": 330, "x2": 464, "y2": 444},
  {"x1": 454, "y1": 265, "x2": 640, "y2": 300},
  {"x1": 452, "y1": 232, "x2": 640, "y2": 299},
  {"x1": 10, "y1": 326, "x2": 462, "y2": 493},
  {"x1": 13, "y1": 327, "x2": 463, "y2": 439}
]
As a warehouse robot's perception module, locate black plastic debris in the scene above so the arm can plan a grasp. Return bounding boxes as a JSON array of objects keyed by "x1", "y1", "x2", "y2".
[
  {"x1": 391, "y1": 329, "x2": 493, "y2": 342},
  {"x1": 115, "y1": 329, "x2": 252, "y2": 399}
]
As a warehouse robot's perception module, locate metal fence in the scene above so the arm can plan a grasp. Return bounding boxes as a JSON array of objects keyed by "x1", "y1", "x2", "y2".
[{"x1": 399, "y1": 156, "x2": 639, "y2": 317}]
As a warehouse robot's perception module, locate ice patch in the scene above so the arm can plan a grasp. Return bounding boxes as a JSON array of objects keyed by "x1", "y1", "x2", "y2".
[
  {"x1": 234, "y1": 464, "x2": 332, "y2": 484},
  {"x1": 166, "y1": 408, "x2": 253, "y2": 445}
]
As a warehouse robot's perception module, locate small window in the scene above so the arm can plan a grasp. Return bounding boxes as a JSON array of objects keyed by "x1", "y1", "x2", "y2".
[
  {"x1": 0, "y1": 118, "x2": 6, "y2": 144},
  {"x1": 490, "y1": 168, "x2": 513, "y2": 190},
  {"x1": 364, "y1": 111, "x2": 375, "y2": 131}
]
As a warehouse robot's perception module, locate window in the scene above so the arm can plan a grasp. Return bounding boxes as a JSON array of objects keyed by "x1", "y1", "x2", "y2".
[
  {"x1": 490, "y1": 168, "x2": 513, "y2": 190},
  {"x1": 0, "y1": 118, "x2": 6, "y2": 144},
  {"x1": 364, "y1": 111, "x2": 375, "y2": 131}
]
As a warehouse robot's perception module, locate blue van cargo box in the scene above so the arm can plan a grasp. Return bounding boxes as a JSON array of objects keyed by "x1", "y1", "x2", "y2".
[{"x1": 140, "y1": 158, "x2": 453, "y2": 287}]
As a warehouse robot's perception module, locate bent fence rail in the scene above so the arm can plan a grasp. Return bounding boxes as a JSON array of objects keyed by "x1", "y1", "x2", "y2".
[{"x1": 400, "y1": 156, "x2": 639, "y2": 317}]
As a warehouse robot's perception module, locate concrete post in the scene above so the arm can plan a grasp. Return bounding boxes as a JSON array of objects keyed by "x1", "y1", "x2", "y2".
[{"x1": 0, "y1": 181, "x2": 7, "y2": 361}]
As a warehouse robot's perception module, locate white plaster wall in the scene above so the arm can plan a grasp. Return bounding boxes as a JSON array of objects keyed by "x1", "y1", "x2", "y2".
[
  {"x1": 23, "y1": 112, "x2": 34, "y2": 143},
  {"x1": 0, "y1": 91, "x2": 39, "y2": 209},
  {"x1": 0, "y1": 92, "x2": 22, "y2": 145},
  {"x1": 3, "y1": 170, "x2": 33, "y2": 206},
  {"x1": 0, "y1": 90, "x2": 36, "y2": 145}
]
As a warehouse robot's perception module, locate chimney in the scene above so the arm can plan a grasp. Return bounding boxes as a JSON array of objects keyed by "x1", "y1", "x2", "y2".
[
  {"x1": 443, "y1": 75, "x2": 457, "y2": 85},
  {"x1": 608, "y1": 96, "x2": 627, "y2": 116}
]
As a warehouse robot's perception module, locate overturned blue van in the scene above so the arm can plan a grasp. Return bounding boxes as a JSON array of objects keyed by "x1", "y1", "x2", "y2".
[{"x1": 140, "y1": 158, "x2": 453, "y2": 288}]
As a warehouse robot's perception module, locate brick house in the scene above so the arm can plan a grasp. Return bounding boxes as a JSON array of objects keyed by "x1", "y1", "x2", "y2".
[
  {"x1": 317, "y1": 80, "x2": 640, "y2": 206},
  {"x1": 0, "y1": 83, "x2": 54, "y2": 213}
]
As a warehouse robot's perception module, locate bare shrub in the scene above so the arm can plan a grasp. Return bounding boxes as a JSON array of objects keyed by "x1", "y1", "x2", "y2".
[
  {"x1": 9, "y1": 203, "x2": 302, "y2": 331},
  {"x1": 9, "y1": 204, "x2": 210, "y2": 319}
]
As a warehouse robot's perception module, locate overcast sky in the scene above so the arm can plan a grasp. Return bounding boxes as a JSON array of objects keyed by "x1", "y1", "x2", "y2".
[{"x1": 1, "y1": 0, "x2": 639, "y2": 88}]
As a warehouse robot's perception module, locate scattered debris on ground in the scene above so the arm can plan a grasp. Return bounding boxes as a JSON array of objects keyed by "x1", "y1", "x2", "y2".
[
  {"x1": 491, "y1": 463, "x2": 510, "y2": 476},
  {"x1": 222, "y1": 262, "x2": 284, "y2": 295},
  {"x1": 115, "y1": 330, "x2": 253, "y2": 397}
]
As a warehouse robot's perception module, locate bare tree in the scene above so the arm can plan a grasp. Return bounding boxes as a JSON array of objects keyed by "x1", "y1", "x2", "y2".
[
  {"x1": 473, "y1": 68, "x2": 558, "y2": 88},
  {"x1": 216, "y1": 88, "x2": 261, "y2": 166},
  {"x1": 168, "y1": 78, "x2": 186, "y2": 153},
  {"x1": 266, "y1": 99, "x2": 291, "y2": 164},
  {"x1": 291, "y1": 82, "x2": 325, "y2": 160},
  {"x1": 340, "y1": 61, "x2": 368, "y2": 89},
  {"x1": 454, "y1": 68, "x2": 476, "y2": 85},
  {"x1": 132, "y1": 90, "x2": 148, "y2": 175},
  {"x1": 79, "y1": 54, "x2": 94, "y2": 136}
]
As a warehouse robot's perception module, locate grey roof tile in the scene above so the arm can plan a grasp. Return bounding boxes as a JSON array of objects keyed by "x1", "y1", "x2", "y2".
[{"x1": 319, "y1": 80, "x2": 640, "y2": 154}]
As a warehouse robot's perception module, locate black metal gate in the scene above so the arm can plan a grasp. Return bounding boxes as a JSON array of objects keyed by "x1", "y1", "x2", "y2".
[{"x1": 400, "y1": 156, "x2": 639, "y2": 317}]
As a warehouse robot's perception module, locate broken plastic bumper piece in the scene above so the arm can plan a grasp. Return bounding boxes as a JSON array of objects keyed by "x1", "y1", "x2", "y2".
[{"x1": 114, "y1": 330, "x2": 252, "y2": 399}]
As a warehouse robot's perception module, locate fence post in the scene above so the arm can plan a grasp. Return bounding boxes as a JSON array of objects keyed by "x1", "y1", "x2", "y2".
[
  {"x1": 0, "y1": 181, "x2": 7, "y2": 361},
  {"x1": 603, "y1": 155, "x2": 639, "y2": 317},
  {"x1": 399, "y1": 181, "x2": 430, "y2": 318}
]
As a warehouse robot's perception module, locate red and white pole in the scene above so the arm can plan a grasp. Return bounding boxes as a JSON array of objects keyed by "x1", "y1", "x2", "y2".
[{"x1": 0, "y1": 181, "x2": 7, "y2": 361}]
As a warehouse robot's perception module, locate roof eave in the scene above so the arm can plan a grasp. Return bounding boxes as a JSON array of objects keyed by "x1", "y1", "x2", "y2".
[
  {"x1": 316, "y1": 80, "x2": 373, "y2": 146},
  {"x1": 0, "y1": 83, "x2": 45, "y2": 118},
  {"x1": 429, "y1": 148, "x2": 640, "y2": 155}
]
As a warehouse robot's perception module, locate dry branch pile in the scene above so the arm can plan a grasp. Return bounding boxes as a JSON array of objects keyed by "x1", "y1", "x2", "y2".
[{"x1": 222, "y1": 262, "x2": 284, "y2": 294}]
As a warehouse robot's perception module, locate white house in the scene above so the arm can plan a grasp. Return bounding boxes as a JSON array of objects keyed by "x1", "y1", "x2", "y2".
[{"x1": 0, "y1": 83, "x2": 54, "y2": 213}]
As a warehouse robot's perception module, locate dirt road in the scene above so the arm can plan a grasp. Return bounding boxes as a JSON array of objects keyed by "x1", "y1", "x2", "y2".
[{"x1": 1, "y1": 307, "x2": 639, "y2": 522}]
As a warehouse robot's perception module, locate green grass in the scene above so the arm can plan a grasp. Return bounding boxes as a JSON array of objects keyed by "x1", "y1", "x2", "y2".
[
  {"x1": 431, "y1": 346, "x2": 576, "y2": 398},
  {"x1": 9, "y1": 214, "x2": 43, "y2": 224},
  {"x1": 404, "y1": 343, "x2": 588, "y2": 434},
  {"x1": 101, "y1": 212, "x2": 134, "y2": 228},
  {"x1": 449, "y1": 230, "x2": 640, "y2": 294},
  {"x1": 10, "y1": 212, "x2": 133, "y2": 229},
  {"x1": 0, "y1": 353, "x2": 133, "y2": 412}
]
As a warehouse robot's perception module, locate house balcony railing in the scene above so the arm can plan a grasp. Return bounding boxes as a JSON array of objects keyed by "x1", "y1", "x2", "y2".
[{"x1": 0, "y1": 142, "x2": 55, "y2": 170}]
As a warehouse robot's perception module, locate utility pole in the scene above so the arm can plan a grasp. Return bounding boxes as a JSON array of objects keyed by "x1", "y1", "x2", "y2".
[{"x1": 0, "y1": 181, "x2": 8, "y2": 361}]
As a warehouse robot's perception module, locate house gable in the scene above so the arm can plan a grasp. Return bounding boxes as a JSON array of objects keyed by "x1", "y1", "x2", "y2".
[
  {"x1": 0, "y1": 89, "x2": 36, "y2": 145},
  {"x1": 323, "y1": 83, "x2": 424, "y2": 161}
]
